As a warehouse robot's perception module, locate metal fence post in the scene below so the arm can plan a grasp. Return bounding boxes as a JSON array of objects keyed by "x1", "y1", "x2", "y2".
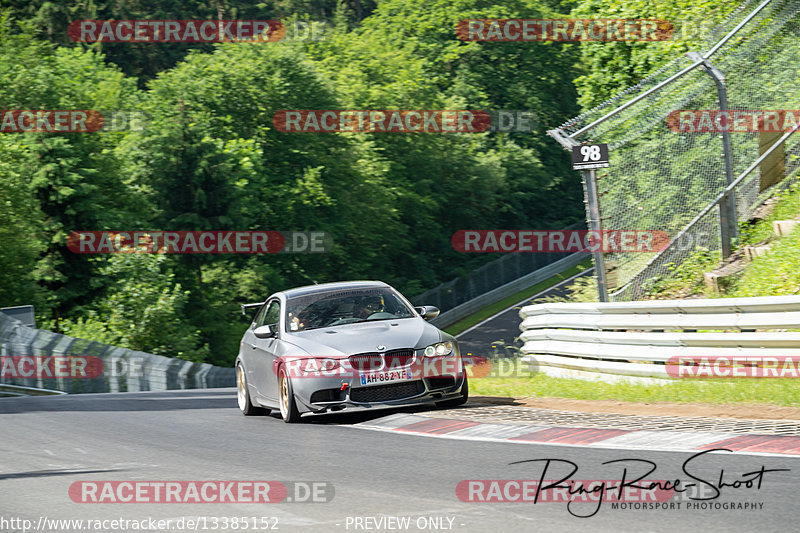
[
  {"x1": 584, "y1": 169, "x2": 609, "y2": 302},
  {"x1": 687, "y1": 52, "x2": 739, "y2": 257}
]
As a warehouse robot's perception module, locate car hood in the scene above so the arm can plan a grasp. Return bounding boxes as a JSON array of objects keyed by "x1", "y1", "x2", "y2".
[{"x1": 283, "y1": 318, "x2": 441, "y2": 357}]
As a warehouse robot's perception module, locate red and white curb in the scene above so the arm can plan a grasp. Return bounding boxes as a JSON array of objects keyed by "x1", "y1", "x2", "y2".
[{"x1": 352, "y1": 413, "x2": 800, "y2": 457}]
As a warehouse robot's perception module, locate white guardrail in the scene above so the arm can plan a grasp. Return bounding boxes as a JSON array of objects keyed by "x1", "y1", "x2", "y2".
[{"x1": 518, "y1": 295, "x2": 800, "y2": 384}]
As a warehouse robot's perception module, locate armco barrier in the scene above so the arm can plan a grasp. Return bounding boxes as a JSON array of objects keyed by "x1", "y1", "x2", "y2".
[
  {"x1": 0, "y1": 312, "x2": 234, "y2": 393},
  {"x1": 519, "y1": 294, "x2": 800, "y2": 384},
  {"x1": 0, "y1": 383, "x2": 65, "y2": 397}
]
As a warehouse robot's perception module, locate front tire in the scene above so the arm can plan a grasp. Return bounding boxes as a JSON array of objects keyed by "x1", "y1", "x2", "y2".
[
  {"x1": 237, "y1": 363, "x2": 270, "y2": 416},
  {"x1": 436, "y1": 374, "x2": 469, "y2": 409},
  {"x1": 278, "y1": 366, "x2": 302, "y2": 423}
]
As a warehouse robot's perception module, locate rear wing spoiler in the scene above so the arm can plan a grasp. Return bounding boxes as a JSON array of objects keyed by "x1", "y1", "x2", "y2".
[{"x1": 241, "y1": 301, "x2": 265, "y2": 316}]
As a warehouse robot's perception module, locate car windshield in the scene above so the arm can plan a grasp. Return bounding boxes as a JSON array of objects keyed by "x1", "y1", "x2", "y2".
[{"x1": 285, "y1": 287, "x2": 415, "y2": 332}]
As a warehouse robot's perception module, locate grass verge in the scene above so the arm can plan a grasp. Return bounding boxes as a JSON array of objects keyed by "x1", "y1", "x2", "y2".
[
  {"x1": 728, "y1": 222, "x2": 800, "y2": 296},
  {"x1": 469, "y1": 362, "x2": 800, "y2": 407},
  {"x1": 738, "y1": 180, "x2": 800, "y2": 247}
]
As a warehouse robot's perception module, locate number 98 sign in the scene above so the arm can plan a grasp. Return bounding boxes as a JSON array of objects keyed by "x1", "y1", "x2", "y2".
[{"x1": 571, "y1": 143, "x2": 609, "y2": 170}]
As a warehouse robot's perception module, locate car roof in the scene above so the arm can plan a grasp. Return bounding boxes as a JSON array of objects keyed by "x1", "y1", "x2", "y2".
[{"x1": 277, "y1": 280, "x2": 391, "y2": 299}]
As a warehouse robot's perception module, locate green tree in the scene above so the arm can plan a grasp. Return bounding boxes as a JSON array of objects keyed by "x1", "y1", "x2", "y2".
[
  {"x1": 0, "y1": 15, "x2": 143, "y2": 321},
  {"x1": 119, "y1": 43, "x2": 404, "y2": 360},
  {"x1": 570, "y1": 0, "x2": 738, "y2": 109},
  {"x1": 55, "y1": 254, "x2": 210, "y2": 362}
]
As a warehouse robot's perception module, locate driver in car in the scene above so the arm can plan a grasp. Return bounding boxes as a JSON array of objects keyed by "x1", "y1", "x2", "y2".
[
  {"x1": 289, "y1": 307, "x2": 315, "y2": 331},
  {"x1": 357, "y1": 294, "x2": 385, "y2": 319}
]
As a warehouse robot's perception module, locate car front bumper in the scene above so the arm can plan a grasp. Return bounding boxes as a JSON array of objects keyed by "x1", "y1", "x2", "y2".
[{"x1": 291, "y1": 354, "x2": 466, "y2": 415}]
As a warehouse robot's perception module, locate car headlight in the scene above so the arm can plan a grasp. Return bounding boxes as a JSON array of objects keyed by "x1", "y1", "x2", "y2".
[
  {"x1": 423, "y1": 341, "x2": 454, "y2": 357},
  {"x1": 300, "y1": 358, "x2": 340, "y2": 373}
]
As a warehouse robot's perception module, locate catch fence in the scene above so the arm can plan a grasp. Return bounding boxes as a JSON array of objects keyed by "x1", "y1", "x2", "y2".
[{"x1": 548, "y1": 0, "x2": 800, "y2": 300}]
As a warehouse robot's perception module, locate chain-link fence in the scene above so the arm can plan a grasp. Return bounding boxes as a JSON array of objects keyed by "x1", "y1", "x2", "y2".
[
  {"x1": 549, "y1": 0, "x2": 800, "y2": 300},
  {"x1": 0, "y1": 311, "x2": 234, "y2": 393}
]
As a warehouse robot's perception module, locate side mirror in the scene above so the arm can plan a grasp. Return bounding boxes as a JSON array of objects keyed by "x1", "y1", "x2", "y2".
[
  {"x1": 415, "y1": 305, "x2": 440, "y2": 321},
  {"x1": 254, "y1": 324, "x2": 277, "y2": 339}
]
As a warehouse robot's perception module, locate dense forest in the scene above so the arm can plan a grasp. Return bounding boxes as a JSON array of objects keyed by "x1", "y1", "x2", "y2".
[{"x1": 0, "y1": 0, "x2": 733, "y2": 365}]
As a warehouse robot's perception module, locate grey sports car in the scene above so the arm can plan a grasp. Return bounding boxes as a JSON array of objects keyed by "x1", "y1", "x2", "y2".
[{"x1": 235, "y1": 281, "x2": 468, "y2": 422}]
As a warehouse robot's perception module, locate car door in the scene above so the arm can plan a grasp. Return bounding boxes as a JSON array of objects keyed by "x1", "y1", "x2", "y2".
[
  {"x1": 250, "y1": 299, "x2": 282, "y2": 402},
  {"x1": 241, "y1": 302, "x2": 268, "y2": 398}
]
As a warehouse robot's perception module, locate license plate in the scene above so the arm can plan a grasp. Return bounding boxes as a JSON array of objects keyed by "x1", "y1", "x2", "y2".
[{"x1": 360, "y1": 370, "x2": 411, "y2": 386}]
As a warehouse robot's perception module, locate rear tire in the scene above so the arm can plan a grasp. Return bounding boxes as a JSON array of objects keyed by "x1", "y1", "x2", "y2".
[
  {"x1": 237, "y1": 363, "x2": 270, "y2": 416},
  {"x1": 436, "y1": 374, "x2": 469, "y2": 409},
  {"x1": 278, "y1": 366, "x2": 302, "y2": 423}
]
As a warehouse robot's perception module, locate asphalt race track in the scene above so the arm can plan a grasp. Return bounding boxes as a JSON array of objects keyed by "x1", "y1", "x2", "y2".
[
  {"x1": 456, "y1": 268, "x2": 593, "y2": 358},
  {"x1": 1, "y1": 389, "x2": 798, "y2": 533}
]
